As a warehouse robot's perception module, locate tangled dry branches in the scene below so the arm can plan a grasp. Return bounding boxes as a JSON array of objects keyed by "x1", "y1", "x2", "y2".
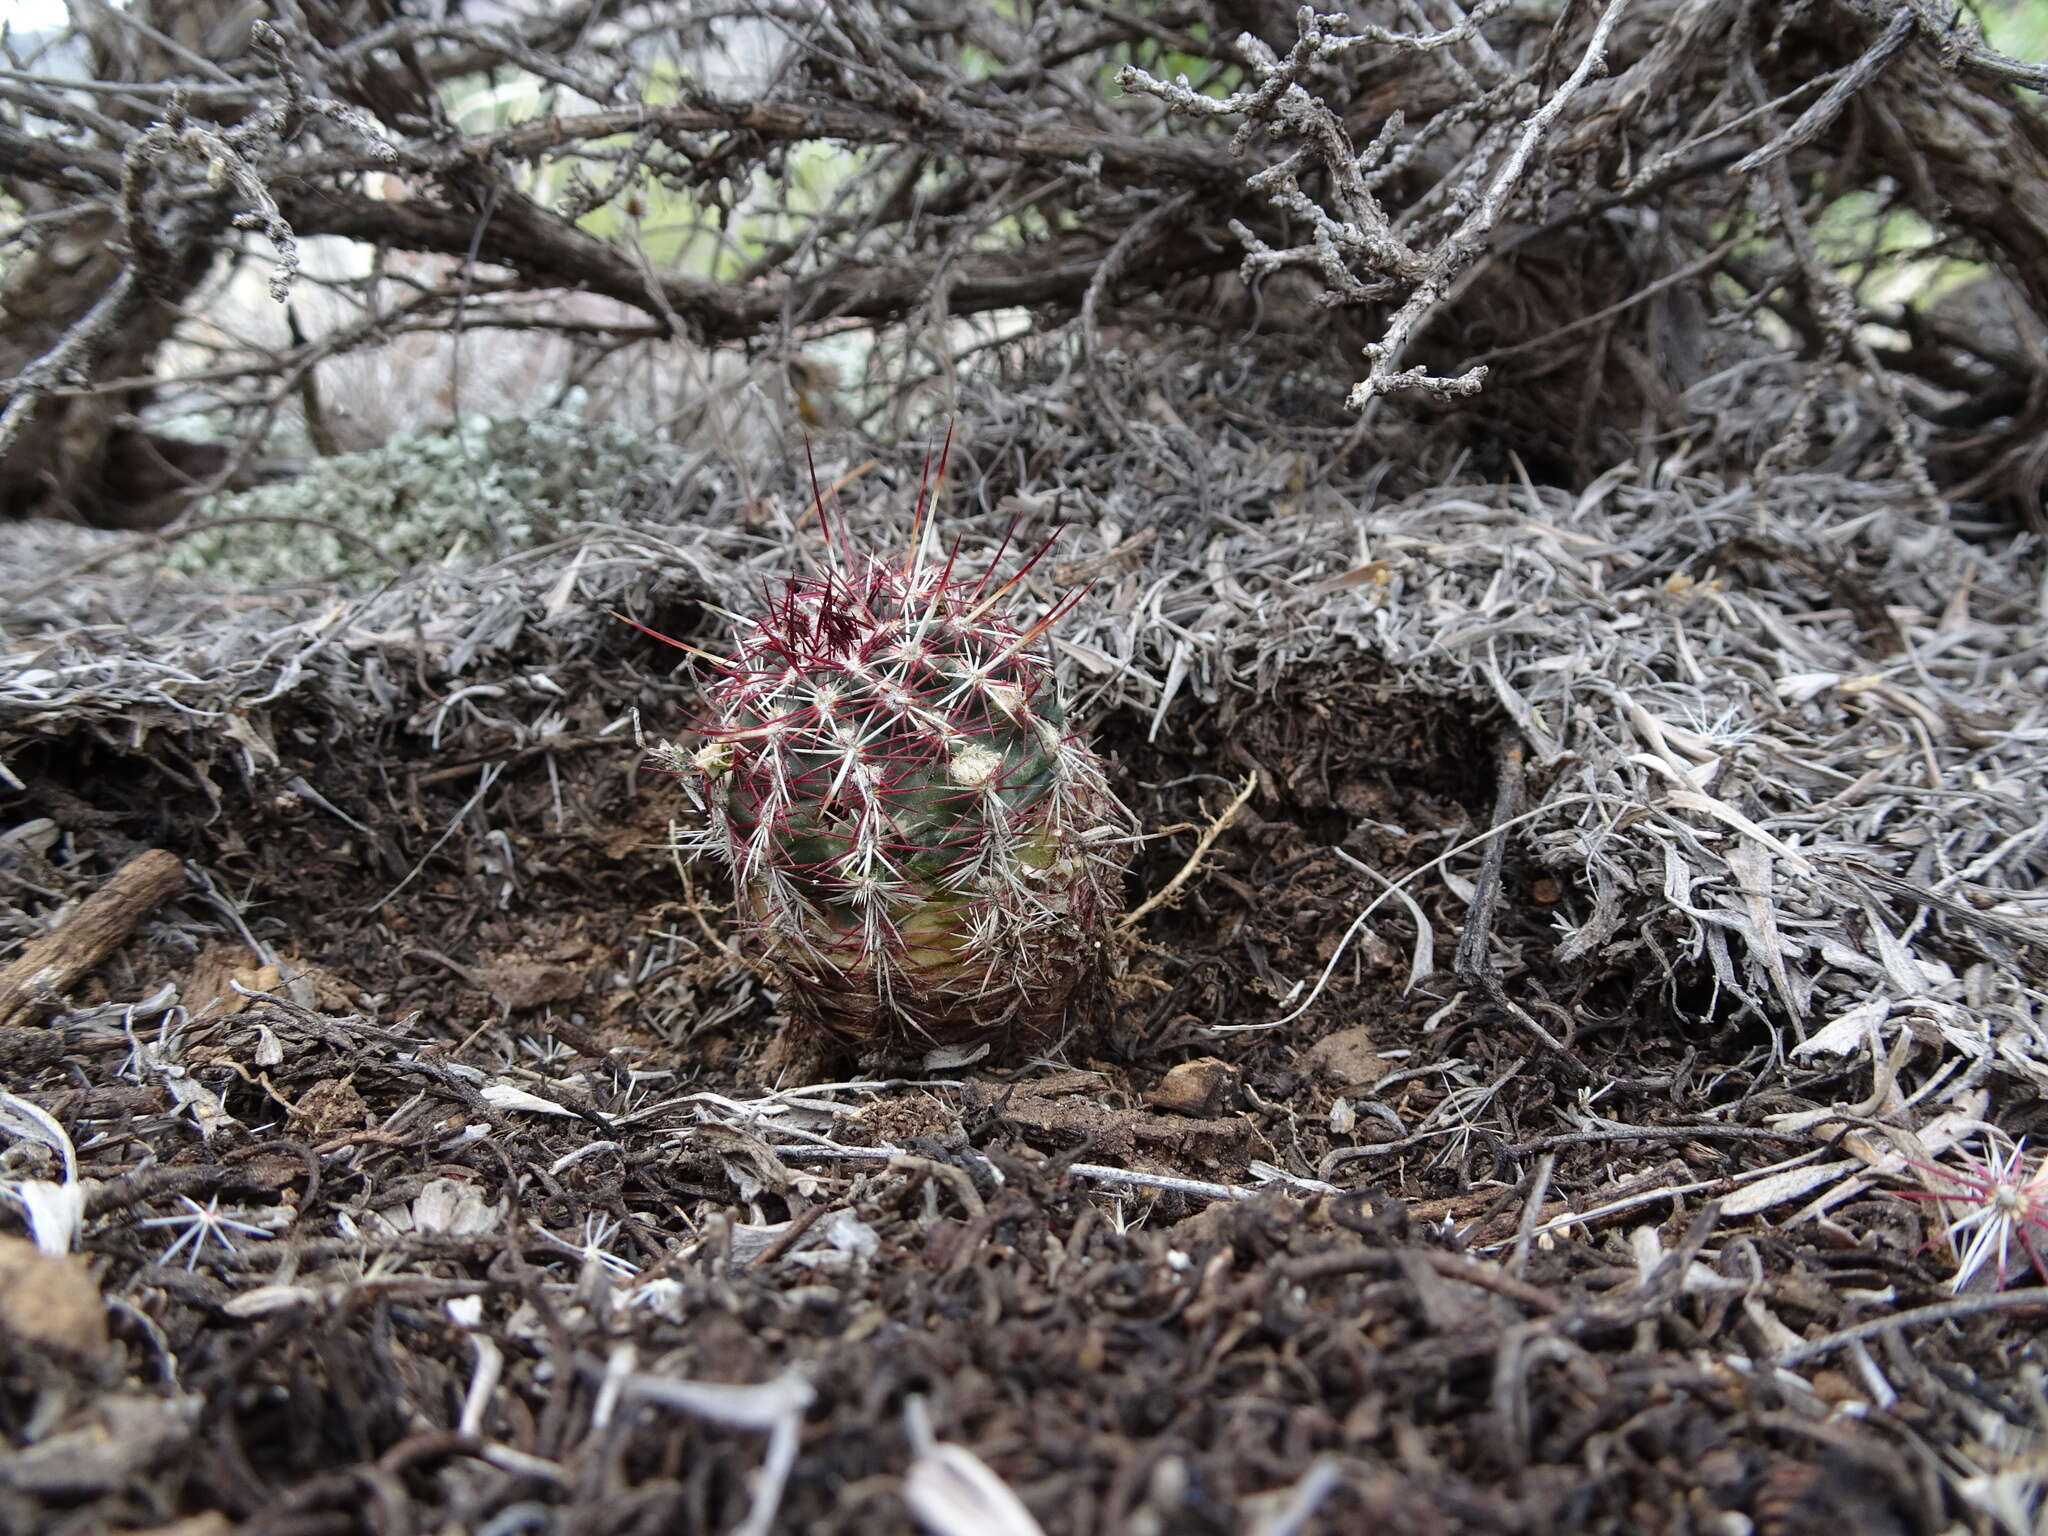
[{"x1": 1, "y1": 0, "x2": 2047, "y2": 523}]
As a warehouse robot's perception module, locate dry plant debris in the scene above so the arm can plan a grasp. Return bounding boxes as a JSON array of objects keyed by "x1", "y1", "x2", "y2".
[
  {"x1": 1, "y1": 372, "x2": 2045, "y2": 1530},
  {"x1": 6, "y1": 1, "x2": 2048, "y2": 517},
  {"x1": 2, "y1": 0, "x2": 2048, "y2": 1532}
]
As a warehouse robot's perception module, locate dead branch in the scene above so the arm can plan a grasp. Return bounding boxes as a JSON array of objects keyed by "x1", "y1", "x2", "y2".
[
  {"x1": 0, "y1": 848, "x2": 187, "y2": 1028},
  {"x1": 2, "y1": 0, "x2": 2047, "y2": 518}
]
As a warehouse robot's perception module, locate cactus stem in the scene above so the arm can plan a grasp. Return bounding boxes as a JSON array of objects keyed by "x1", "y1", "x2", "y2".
[{"x1": 671, "y1": 442, "x2": 1133, "y2": 1056}]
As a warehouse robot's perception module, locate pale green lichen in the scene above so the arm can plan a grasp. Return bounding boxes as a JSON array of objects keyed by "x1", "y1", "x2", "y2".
[{"x1": 167, "y1": 413, "x2": 682, "y2": 588}]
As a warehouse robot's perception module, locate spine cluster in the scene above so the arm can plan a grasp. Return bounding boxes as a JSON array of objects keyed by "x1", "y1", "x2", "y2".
[{"x1": 668, "y1": 480, "x2": 1130, "y2": 1056}]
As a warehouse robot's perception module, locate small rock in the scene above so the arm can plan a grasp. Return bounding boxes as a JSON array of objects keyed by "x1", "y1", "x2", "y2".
[
  {"x1": 475, "y1": 958, "x2": 584, "y2": 1011},
  {"x1": 0, "y1": 1234, "x2": 109, "y2": 1366},
  {"x1": 1147, "y1": 1057, "x2": 1238, "y2": 1118},
  {"x1": 1303, "y1": 1024, "x2": 1388, "y2": 1090},
  {"x1": 182, "y1": 945, "x2": 280, "y2": 1019},
  {"x1": 290, "y1": 1076, "x2": 368, "y2": 1138}
]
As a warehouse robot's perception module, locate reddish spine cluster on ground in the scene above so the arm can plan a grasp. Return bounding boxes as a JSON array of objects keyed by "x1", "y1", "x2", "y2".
[{"x1": 661, "y1": 444, "x2": 1130, "y2": 1057}]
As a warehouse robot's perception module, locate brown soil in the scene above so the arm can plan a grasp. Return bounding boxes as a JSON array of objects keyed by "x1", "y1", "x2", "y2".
[{"x1": 0, "y1": 651, "x2": 2030, "y2": 1536}]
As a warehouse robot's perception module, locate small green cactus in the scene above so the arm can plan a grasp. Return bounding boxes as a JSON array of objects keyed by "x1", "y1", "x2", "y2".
[{"x1": 650, "y1": 451, "x2": 1131, "y2": 1057}]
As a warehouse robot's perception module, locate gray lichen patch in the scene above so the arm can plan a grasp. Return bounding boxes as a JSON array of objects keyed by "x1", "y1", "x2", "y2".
[{"x1": 167, "y1": 413, "x2": 683, "y2": 588}]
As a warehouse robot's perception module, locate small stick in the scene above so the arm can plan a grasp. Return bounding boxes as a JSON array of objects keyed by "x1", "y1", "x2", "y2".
[
  {"x1": 1508, "y1": 1151, "x2": 1556, "y2": 1279},
  {"x1": 414, "y1": 733, "x2": 608, "y2": 789},
  {"x1": 1119, "y1": 773, "x2": 1256, "y2": 933},
  {"x1": 0, "y1": 848, "x2": 187, "y2": 1028},
  {"x1": 1775, "y1": 1288, "x2": 2048, "y2": 1367},
  {"x1": 1453, "y1": 737, "x2": 1525, "y2": 979}
]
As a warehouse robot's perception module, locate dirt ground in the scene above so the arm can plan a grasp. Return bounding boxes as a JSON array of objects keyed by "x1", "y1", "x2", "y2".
[
  {"x1": 10, "y1": 0, "x2": 2048, "y2": 1526},
  {"x1": 1, "y1": 574, "x2": 2041, "y2": 1536}
]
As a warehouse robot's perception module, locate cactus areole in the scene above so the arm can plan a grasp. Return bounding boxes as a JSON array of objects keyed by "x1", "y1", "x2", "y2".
[{"x1": 658, "y1": 451, "x2": 1131, "y2": 1058}]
